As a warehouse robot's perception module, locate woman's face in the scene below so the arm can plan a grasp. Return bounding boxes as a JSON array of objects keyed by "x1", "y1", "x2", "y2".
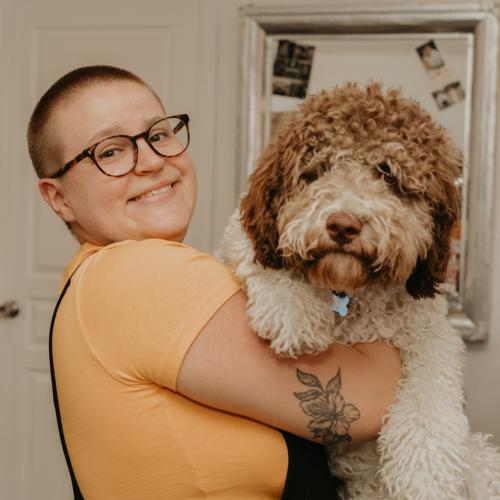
[{"x1": 40, "y1": 80, "x2": 197, "y2": 245}]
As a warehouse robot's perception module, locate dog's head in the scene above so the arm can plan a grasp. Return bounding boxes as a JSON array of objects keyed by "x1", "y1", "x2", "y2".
[{"x1": 240, "y1": 82, "x2": 461, "y2": 299}]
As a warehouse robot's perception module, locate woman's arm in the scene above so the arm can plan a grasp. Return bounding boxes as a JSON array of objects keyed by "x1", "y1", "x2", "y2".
[
  {"x1": 178, "y1": 290, "x2": 401, "y2": 445},
  {"x1": 80, "y1": 241, "x2": 400, "y2": 444}
]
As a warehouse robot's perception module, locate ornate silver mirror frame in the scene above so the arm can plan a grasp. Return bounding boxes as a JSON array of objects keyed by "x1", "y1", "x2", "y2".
[{"x1": 238, "y1": 3, "x2": 499, "y2": 341}]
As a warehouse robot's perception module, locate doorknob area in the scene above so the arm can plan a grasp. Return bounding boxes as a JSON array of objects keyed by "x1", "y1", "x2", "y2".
[{"x1": 0, "y1": 300, "x2": 20, "y2": 318}]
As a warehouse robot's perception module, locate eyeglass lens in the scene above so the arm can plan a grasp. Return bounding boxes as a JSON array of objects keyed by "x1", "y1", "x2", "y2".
[{"x1": 93, "y1": 117, "x2": 188, "y2": 176}]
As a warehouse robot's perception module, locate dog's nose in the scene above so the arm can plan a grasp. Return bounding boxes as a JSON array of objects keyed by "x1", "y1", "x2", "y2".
[{"x1": 326, "y1": 213, "x2": 363, "y2": 243}]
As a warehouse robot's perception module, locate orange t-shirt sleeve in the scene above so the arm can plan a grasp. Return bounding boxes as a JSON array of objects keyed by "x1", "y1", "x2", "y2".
[{"x1": 74, "y1": 239, "x2": 241, "y2": 391}]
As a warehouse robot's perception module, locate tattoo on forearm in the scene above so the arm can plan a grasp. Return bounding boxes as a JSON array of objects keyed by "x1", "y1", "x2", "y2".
[{"x1": 294, "y1": 368, "x2": 361, "y2": 445}]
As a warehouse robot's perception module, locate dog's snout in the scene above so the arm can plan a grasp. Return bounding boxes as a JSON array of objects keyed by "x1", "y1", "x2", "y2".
[{"x1": 326, "y1": 213, "x2": 363, "y2": 243}]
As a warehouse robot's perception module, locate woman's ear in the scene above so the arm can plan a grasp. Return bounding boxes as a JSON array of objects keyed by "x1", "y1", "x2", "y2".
[{"x1": 38, "y1": 178, "x2": 76, "y2": 223}]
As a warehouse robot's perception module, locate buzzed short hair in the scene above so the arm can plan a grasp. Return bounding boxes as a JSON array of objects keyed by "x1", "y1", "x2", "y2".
[{"x1": 27, "y1": 65, "x2": 156, "y2": 178}]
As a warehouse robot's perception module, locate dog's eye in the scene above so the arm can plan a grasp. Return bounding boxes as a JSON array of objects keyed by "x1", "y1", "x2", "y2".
[
  {"x1": 377, "y1": 161, "x2": 396, "y2": 183},
  {"x1": 299, "y1": 170, "x2": 319, "y2": 184}
]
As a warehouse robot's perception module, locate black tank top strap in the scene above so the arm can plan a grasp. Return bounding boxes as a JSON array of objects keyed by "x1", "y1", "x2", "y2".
[{"x1": 49, "y1": 271, "x2": 84, "y2": 500}]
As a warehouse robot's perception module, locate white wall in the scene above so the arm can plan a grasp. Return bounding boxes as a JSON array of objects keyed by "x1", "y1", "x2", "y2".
[{"x1": 209, "y1": 0, "x2": 500, "y2": 444}]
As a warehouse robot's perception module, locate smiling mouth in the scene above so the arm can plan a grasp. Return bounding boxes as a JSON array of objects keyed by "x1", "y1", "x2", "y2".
[{"x1": 130, "y1": 183, "x2": 175, "y2": 202}]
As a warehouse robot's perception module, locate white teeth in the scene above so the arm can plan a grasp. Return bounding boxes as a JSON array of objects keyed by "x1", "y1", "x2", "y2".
[{"x1": 134, "y1": 184, "x2": 172, "y2": 201}]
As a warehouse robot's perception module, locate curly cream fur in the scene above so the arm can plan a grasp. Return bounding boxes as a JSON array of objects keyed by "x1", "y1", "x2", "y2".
[{"x1": 218, "y1": 82, "x2": 500, "y2": 499}]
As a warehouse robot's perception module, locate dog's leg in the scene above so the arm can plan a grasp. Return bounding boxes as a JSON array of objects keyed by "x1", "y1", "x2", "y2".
[
  {"x1": 218, "y1": 209, "x2": 336, "y2": 357},
  {"x1": 244, "y1": 267, "x2": 336, "y2": 357},
  {"x1": 377, "y1": 305, "x2": 469, "y2": 500}
]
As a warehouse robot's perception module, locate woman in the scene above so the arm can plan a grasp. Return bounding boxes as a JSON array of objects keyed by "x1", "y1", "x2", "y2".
[{"x1": 30, "y1": 65, "x2": 401, "y2": 499}]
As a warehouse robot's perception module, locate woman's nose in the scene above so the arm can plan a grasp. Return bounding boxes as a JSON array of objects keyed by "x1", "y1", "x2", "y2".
[{"x1": 133, "y1": 138, "x2": 165, "y2": 175}]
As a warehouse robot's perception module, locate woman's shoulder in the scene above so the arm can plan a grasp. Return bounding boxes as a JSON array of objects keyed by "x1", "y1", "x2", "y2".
[
  {"x1": 88, "y1": 238, "x2": 214, "y2": 270},
  {"x1": 100, "y1": 238, "x2": 202, "y2": 257},
  {"x1": 77, "y1": 238, "x2": 238, "y2": 292}
]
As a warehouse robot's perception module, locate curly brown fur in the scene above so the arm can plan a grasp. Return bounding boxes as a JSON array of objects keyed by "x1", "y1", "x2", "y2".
[{"x1": 240, "y1": 82, "x2": 461, "y2": 299}]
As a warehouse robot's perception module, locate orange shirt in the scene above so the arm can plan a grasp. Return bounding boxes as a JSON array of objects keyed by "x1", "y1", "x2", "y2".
[{"x1": 53, "y1": 239, "x2": 288, "y2": 499}]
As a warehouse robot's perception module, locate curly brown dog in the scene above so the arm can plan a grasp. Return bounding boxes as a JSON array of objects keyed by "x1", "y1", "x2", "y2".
[
  {"x1": 242, "y1": 81, "x2": 459, "y2": 300},
  {"x1": 219, "y1": 82, "x2": 500, "y2": 499}
]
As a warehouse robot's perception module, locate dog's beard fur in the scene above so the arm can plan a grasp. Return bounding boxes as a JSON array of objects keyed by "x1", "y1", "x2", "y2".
[{"x1": 307, "y1": 252, "x2": 369, "y2": 291}]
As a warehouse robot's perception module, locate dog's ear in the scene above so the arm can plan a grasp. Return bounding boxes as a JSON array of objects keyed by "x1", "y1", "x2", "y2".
[
  {"x1": 240, "y1": 133, "x2": 289, "y2": 269},
  {"x1": 406, "y1": 165, "x2": 461, "y2": 299}
]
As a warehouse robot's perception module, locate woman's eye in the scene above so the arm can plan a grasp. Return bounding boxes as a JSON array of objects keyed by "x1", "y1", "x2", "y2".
[
  {"x1": 98, "y1": 148, "x2": 117, "y2": 160},
  {"x1": 377, "y1": 161, "x2": 396, "y2": 183},
  {"x1": 149, "y1": 130, "x2": 170, "y2": 142}
]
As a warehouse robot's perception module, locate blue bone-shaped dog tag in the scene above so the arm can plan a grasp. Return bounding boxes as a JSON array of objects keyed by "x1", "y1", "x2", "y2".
[{"x1": 330, "y1": 291, "x2": 350, "y2": 317}]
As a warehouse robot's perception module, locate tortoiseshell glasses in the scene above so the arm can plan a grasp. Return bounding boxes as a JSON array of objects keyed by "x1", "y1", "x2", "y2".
[{"x1": 50, "y1": 114, "x2": 190, "y2": 178}]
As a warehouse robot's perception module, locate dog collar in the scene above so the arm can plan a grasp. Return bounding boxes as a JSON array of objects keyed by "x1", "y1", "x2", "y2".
[{"x1": 330, "y1": 291, "x2": 350, "y2": 317}]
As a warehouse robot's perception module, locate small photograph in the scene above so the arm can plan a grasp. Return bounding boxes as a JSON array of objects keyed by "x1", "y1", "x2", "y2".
[
  {"x1": 432, "y1": 81, "x2": 466, "y2": 110},
  {"x1": 432, "y1": 88, "x2": 452, "y2": 110},
  {"x1": 272, "y1": 40, "x2": 315, "y2": 99},
  {"x1": 416, "y1": 40, "x2": 445, "y2": 72}
]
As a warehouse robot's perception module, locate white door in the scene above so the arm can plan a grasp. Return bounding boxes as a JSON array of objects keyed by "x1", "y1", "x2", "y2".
[{"x1": 0, "y1": 1, "x2": 214, "y2": 497}]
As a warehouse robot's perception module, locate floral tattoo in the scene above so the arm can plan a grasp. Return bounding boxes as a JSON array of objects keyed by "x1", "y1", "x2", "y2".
[{"x1": 294, "y1": 368, "x2": 360, "y2": 445}]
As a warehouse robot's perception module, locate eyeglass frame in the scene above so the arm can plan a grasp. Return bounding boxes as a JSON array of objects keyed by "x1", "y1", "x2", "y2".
[{"x1": 50, "y1": 114, "x2": 190, "y2": 179}]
